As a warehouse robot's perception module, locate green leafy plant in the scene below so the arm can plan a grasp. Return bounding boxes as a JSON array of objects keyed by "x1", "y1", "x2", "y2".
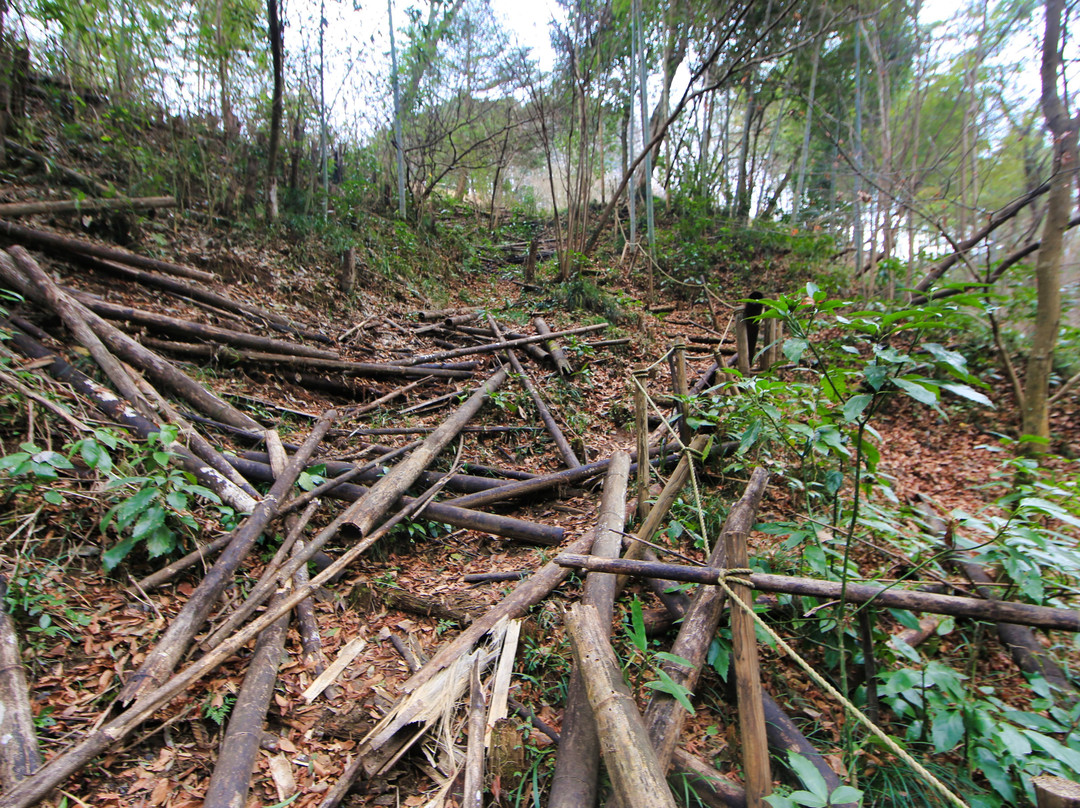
[{"x1": 765, "y1": 752, "x2": 864, "y2": 807}]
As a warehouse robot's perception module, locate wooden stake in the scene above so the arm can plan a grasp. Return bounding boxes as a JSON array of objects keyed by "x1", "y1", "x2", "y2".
[
  {"x1": 673, "y1": 339, "x2": 690, "y2": 444},
  {"x1": 725, "y1": 529, "x2": 771, "y2": 806},
  {"x1": 735, "y1": 307, "x2": 751, "y2": 375},
  {"x1": 1035, "y1": 775, "x2": 1080, "y2": 808},
  {"x1": 633, "y1": 367, "x2": 651, "y2": 521}
]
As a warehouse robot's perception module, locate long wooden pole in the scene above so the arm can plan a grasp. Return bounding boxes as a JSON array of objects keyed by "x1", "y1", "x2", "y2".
[
  {"x1": 553, "y1": 557, "x2": 1080, "y2": 631},
  {"x1": 0, "y1": 195, "x2": 175, "y2": 217},
  {"x1": 388, "y1": 322, "x2": 608, "y2": 366}
]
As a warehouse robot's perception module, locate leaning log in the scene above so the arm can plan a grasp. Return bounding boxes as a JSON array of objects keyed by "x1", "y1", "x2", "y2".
[
  {"x1": 201, "y1": 597, "x2": 290, "y2": 808},
  {"x1": 549, "y1": 452, "x2": 631, "y2": 808},
  {"x1": 0, "y1": 218, "x2": 215, "y2": 282},
  {"x1": 552, "y1": 558, "x2": 1080, "y2": 632},
  {"x1": 2, "y1": 319, "x2": 258, "y2": 513},
  {"x1": 565, "y1": 603, "x2": 678, "y2": 808},
  {"x1": 0, "y1": 579, "x2": 41, "y2": 790},
  {"x1": 0, "y1": 195, "x2": 175, "y2": 217},
  {"x1": 117, "y1": 412, "x2": 335, "y2": 704},
  {"x1": 70, "y1": 293, "x2": 339, "y2": 359}
]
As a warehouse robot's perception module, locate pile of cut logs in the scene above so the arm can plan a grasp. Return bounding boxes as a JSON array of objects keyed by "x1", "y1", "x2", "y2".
[{"x1": 0, "y1": 225, "x2": 1078, "y2": 808}]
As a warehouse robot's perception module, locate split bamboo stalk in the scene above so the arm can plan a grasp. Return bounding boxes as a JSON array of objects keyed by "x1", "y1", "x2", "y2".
[
  {"x1": 487, "y1": 314, "x2": 581, "y2": 467},
  {"x1": 565, "y1": 603, "x2": 678, "y2": 808},
  {"x1": 117, "y1": 411, "x2": 335, "y2": 704},
  {"x1": 0, "y1": 250, "x2": 262, "y2": 431},
  {"x1": 201, "y1": 595, "x2": 290, "y2": 808},
  {"x1": 726, "y1": 525, "x2": 771, "y2": 806},
  {"x1": 549, "y1": 451, "x2": 631, "y2": 808},
  {"x1": 2, "y1": 319, "x2": 258, "y2": 513},
  {"x1": 0, "y1": 195, "x2": 175, "y2": 217},
  {"x1": 0, "y1": 218, "x2": 216, "y2": 282},
  {"x1": 534, "y1": 316, "x2": 571, "y2": 375},
  {"x1": 463, "y1": 658, "x2": 487, "y2": 808},
  {"x1": 642, "y1": 469, "x2": 769, "y2": 776},
  {"x1": 388, "y1": 322, "x2": 608, "y2": 367},
  {"x1": 70, "y1": 293, "x2": 340, "y2": 359},
  {"x1": 0, "y1": 581, "x2": 41, "y2": 790},
  {"x1": 553, "y1": 557, "x2": 1080, "y2": 631}
]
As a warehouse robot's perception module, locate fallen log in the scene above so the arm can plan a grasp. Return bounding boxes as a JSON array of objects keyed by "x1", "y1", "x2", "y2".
[
  {"x1": 453, "y1": 324, "x2": 551, "y2": 366},
  {"x1": 2, "y1": 319, "x2": 258, "y2": 513},
  {"x1": 201, "y1": 595, "x2": 290, "y2": 808},
  {"x1": 389, "y1": 322, "x2": 608, "y2": 367},
  {"x1": 0, "y1": 578, "x2": 41, "y2": 790},
  {"x1": 0, "y1": 258, "x2": 263, "y2": 432},
  {"x1": 140, "y1": 339, "x2": 473, "y2": 380},
  {"x1": 565, "y1": 602, "x2": 678, "y2": 808},
  {"x1": 0, "y1": 218, "x2": 216, "y2": 282},
  {"x1": 552, "y1": 558, "x2": 1080, "y2": 632},
  {"x1": 488, "y1": 313, "x2": 580, "y2": 468},
  {"x1": 0, "y1": 195, "x2": 175, "y2": 217},
  {"x1": 70, "y1": 292, "x2": 339, "y2": 359},
  {"x1": 117, "y1": 411, "x2": 335, "y2": 704},
  {"x1": 549, "y1": 451, "x2": 631, "y2": 808},
  {"x1": 534, "y1": 316, "x2": 571, "y2": 375}
]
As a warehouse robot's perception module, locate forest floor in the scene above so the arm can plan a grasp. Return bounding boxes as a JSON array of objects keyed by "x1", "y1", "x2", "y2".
[{"x1": 1, "y1": 132, "x2": 1079, "y2": 807}]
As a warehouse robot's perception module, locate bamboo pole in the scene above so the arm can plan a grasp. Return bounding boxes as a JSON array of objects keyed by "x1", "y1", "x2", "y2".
[
  {"x1": 553, "y1": 557, "x2": 1080, "y2": 631},
  {"x1": 0, "y1": 581, "x2": 41, "y2": 790},
  {"x1": 117, "y1": 411, "x2": 335, "y2": 703},
  {"x1": 634, "y1": 366, "x2": 651, "y2": 521},
  {"x1": 565, "y1": 603, "x2": 678, "y2": 808},
  {"x1": 549, "y1": 451, "x2": 631, "y2": 808},
  {"x1": 726, "y1": 527, "x2": 771, "y2": 806}
]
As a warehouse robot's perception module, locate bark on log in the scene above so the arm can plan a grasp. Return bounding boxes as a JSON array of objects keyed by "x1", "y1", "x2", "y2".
[
  {"x1": 565, "y1": 603, "x2": 678, "y2": 808},
  {"x1": 117, "y1": 412, "x2": 335, "y2": 703},
  {"x1": 0, "y1": 580, "x2": 41, "y2": 790},
  {"x1": 0, "y1": 218, "x2": 216, "y2": 281},
  {"x1": 223, "y1": 455, "x2": 563, "y2": 546},
  {"x1": 671, "y1": 748, "x2": 747, "y2": 808},
  {"x1": 0, "y1": 195, "x2": 175, "y2": 217},
  {"x1": 534, "y1": 316, "x2": 571, "y2": 375},
  {"x1": 202, "y1": 597, "x2": 290, "y2": 808},
  {"x1": 549, "y1": 451, "x2": 631, "y2": 808},
  {"x1": 463, "y1": 659, "x2": 487, "y2": 808},
  {"x1": 388, "y1": 322, "x2": 608, "y2": 367},
  {"x1": 2, "y1": 319, "x2": 258, "y2": 513},
  {"x1": 71, "y1": 293, "x2": 339, "y2": 359},
  {"x1": 0, "y1": 256, "x2": 262, "y2": 431},
  {"x1": 552, "y1": 558, "x2": 1080, "y2": 631},
  {"x1": 642, "y1": 469, "x2": 769, "y2": 775},
  {"x1": 488, "y1": 314, "x2": 581, "y2": 468}
]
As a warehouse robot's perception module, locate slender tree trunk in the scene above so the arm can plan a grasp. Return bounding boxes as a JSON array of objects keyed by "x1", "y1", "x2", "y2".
[
  {"x1": 266, "y1": 0, "x2": 284, "y2": 221},
  {"x1": 1023, "y1": 0, "x2": 1076, "y2": 447}
]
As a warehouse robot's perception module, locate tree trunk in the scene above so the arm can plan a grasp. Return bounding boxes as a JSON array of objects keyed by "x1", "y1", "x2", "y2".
[
  {"x1": 1023, "y1": 0, "x2": 1076, "y2": 447},
  {"x1": 266, "y1": 0, "x2": 284, "y2": 221}
]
